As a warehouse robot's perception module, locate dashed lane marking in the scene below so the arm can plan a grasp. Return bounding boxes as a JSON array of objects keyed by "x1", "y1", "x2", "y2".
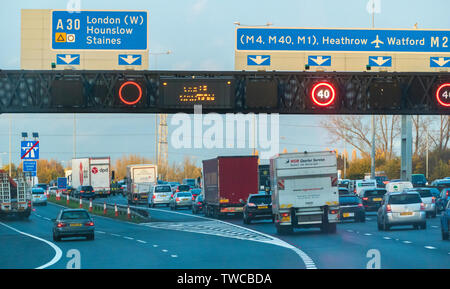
[{"x1": 424, "y1": 246, "x2": 437, "y2": 250}]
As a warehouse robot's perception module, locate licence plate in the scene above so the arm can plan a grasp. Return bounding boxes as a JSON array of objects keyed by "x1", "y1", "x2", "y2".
[
  {"x1": 70, "y1": 223, "x2": 82, "y2": 227},
  {"x1": 281, "y1": 216, "x2": 290, "y2": 222},
  {"x1": 141, "y1": 195, "x2": 148, "y2": 199},
  {"x1": 182, "y1": 198, "x2": 188, "y2": 201},
  {"x1": 400, "y1": 212, "x2": 413, "y2": 216},
  {"x1": 373, "y1": 198, "x2": 382, "y2": 201},
  {"x1": 343, "y1": 212, "x2": 354, "y2": 218},
  {"x1": 258, "y1": 205, "x2": 268, "y2": 209}
]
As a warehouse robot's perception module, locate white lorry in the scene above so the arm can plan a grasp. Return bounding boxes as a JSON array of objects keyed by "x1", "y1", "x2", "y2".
[
  {"x1": 270, "y1": 151, "x2": 339, "y2": 235},
  {"x1": 0, "y1": 170, "x2": 32, "y2": 219},
  {"x1": 126, "y1": 164, "x2": 157, "y2": 205},
  {"x1": 71, "y1": 157, "x2": 111, "y2": 198}
]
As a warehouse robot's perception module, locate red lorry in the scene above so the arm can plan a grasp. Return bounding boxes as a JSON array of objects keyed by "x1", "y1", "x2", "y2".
[{"x1": 202, "y1": 156, "x2": 259, "y2": 219}]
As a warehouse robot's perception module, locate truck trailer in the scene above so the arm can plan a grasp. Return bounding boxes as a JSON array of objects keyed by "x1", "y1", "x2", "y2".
[
  {"x1": 270, "y1": 151, "x2": 339, "y2": 235},
  {"x1": 0, "y1": 170, "x2": 32, "y2": 219},
  {"x1": 126, "y1": 164, "x2": 157, "y2": 205},
  {"x1": 202, "y1": 156, "x2": 259, "y2": 219},
  {"x1": 71, "y1": 157, "x2": 111, "y2": 198}
]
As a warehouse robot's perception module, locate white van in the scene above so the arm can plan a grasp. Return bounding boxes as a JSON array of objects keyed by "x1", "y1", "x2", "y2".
[
  {"x1": 355, "y1": 180, "x2": 377, "y2": 196},
  {"x1": 385, "y1": 181, "x2": 413, "y2": 193}
]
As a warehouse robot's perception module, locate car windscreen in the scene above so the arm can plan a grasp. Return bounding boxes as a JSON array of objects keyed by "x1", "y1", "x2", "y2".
[
  {"x1": 32, "y1": 189, "x2": 45, "y2": 194},
  {"x1": 388, "y1": 194, "x2": 422, "y2": 204},
  {"x1": 178, "y1": 185, "x2": 190, "y2": 191},
  {"x1": 414, "y1": 189, "x2": 432, "y2": 198},
  {"x1": 155, "y1": 186, "x2": 172, "y2": 193},
  {"x1": 196, "y1": 195, "x2": 203, "y2": 201},
  {"x1": 184, "y1": 179, "x2": 196, "y2": 186},
  {"x1": 249, "y1": 195, "x2": 272, "y2": 205},
  {"x1": 61, "y1": 211, "x2": 90, "y2": 220},
  {"x1": 363, "y1": 190, "x2": 386, "y2": 197},
  {"x1": 412, "y1": 175, "x2": 427, "y2": 183},
  {"x1": 177, "y1": 192, "x2": 192, "y2": 197},
  {"x1": 191, "y1": 189, "x2": 202, "y2": 194},
  {"x1": 339, "y1": 196, "x2": 360, "y2": 205},
  {"x1": 436, "y1": 182, "x2": 450, "y2": 191},
  {"x1": 37, "y1": 184, "x2": 48, "y2": 190}
]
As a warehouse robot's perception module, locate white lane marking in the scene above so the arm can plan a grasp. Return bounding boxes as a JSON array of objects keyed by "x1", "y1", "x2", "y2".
[
  {"x1": 346, "y1": 230, "x2": 354, "y2": 233},
  {"x1": 366, "y1": 218, "x2": 372, "y2": 221},
  {"x1": 0, "y1": 222, "x2": 62, "y2": 269},
  {"x1": 364, "y1": 233, "x2": 372, "y2": 236},
  {"x1": 424, "y1": 246, "x2": 436, "y2": 250},
  {"x1": 137, "y1": 240, "x2": 147, "y2": 244},
  {"x1": 431, "y1": 226, "x2": 439, "y2": 228},
  {"x1": 123, "y1": 236, "x2": 134, "y2": 240},
  {"x1": 403, "y1": 241, "x2": 412, "y2": 244},
  {"x1": 43, "y1": 217, "x2": 51, "y2": 221},
  {"x1": 383, "y1": 237, "x2": 391, "y2": 240},
  {"x1": 153, "y1": 244, "x2": 159, "y2": 247},
  {"x1": 147, "y1": 207, "x2": 318, "y2": 269},
  {"x1": 171, "y1": 254, "x2": 178, "y2": 258},
  {"x1": 110, "y1": 233, "x2": 121, "y2": 237},
  {"x1": 96, "y1": 231, "x2": 106, "y2": 234},
  {"x1": 162, "y1": 249, "x2": 168, "y2": 253}
]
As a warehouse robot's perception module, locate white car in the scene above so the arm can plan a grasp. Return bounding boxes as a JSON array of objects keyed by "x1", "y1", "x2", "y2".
[
  {"x1": 31, "y1": 187, "x2": 47, "y2": 206},
  {"x1": 149, "y1": 185, "x2": 173, "y2": 207}
]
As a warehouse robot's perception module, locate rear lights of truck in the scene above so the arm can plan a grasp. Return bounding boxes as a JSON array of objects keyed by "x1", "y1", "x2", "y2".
[{"x1": 329, "y1": 210, "x2": 338, "y2": 214}]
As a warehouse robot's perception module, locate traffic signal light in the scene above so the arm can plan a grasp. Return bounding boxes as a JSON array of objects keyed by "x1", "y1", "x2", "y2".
[
  {"x1": 51, "y1": 79, "x2": 84, "y2": 107},
  {"x1": 435, "y1": 83, "x2": 450, "y2": 107},
  {"x1": 309, "y1": 81, "x2": 338, "y2": 109}
]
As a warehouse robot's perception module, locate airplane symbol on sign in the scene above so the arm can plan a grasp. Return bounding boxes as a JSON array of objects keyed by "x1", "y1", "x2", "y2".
[{"x1": 371, "y1": 35, "x2": 384, "y2": 48}]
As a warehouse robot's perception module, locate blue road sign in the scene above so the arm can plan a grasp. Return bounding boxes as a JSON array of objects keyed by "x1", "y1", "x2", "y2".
[
  {"x1": 247, "y1": 55, "x2": 271, "y2": 66},
  {"x1": 236, "y1": 28, "x2": 450, "y2": 53},
  {"x1": 430, "y1": 57, "x2": 450, "y2": 67},
  {"x1": 23, "y1": 161, "x2": 37, "y2": 172},
  {"x1": 369, "y1": 56, "x2": 392, "y2": 67},
  {"x1": 118, "y1": 54, "x2": 142, "y2": 65},
  {"x1": 56, "y1": 54, "x2": 80, "y2": 65},
  {"x1": 20, "y1": 141, "x2": 39, "y2": 160},
  {"x1": 57, "y1": 177, "x2": 68, "y2": 190},
  {"x1": 308, "y1": 55, "x2": 331, "y2": 66},
  {"x1": 52, "y1": 10, "x2": 148, "y2": 50}
]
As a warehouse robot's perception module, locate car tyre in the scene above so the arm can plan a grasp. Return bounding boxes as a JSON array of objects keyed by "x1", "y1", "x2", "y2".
[
  {"x1": 420, "y1": 222, "x2": 427, "y2": 230},
  {"x1": 383, "y1": 218, "x2": 390, "y2": 231},
  {"x1": 53, "y1": 233, "x2": 60, "y2": 242},
  {"x1": 377, "y1": 219, "x2": 383, "y2": 231},
  {"x1": 442, "y1": 230, "x2": 449, "y2": 241},
  {"x1": 87, "y1": 234, "x2": 94, "y2": 241}
]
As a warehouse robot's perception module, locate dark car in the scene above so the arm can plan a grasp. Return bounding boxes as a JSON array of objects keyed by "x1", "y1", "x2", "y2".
[
  {"x1": 440, "y1": 201, "x2": 450, "y2": 240},
  {"x1": 375, "y1": 176, "x2": 389, "y2": 188},
  {"x1": 338, "y1": 179, "x2": 350, "y2": 189},
  {"x1": 339, "y1": 188, "x2": 351, "y2": 196},
  {"x1": 183, "y1": 178, "x2": 197, "y2": 188},
  {"x1": 190, "y1": 188, "x2": 202, "y2": 200},
  {"x1": 75, "y1": 185, "x2": 95, "y2": 199},
  {"x1": 52, "y1": 209, "x2": 95, "y2": 241},
  {"x1": 339, "y1": 194, "x2": 365, "y2": 222},
  {"x1": 36, "y1": 183, "x2": 49, "y2": 193},
  {"x1": 176, "y1": 185, "x2": 191, "y2": 193},
  {"x1": 411, "y1": 174, "x2": 428, "y2": 187},
  {"x1": 430, "y1": 179, "x2": 450, "y2": 192},
  {"x1": 64, "y1": 186, "x2": 75, "y2": 196},
  {"x1": 243, "y1": 194, "x2": 273, "y2": 224},
  {"x1": 360, "y1": 188, "x2": 387, "y2": 212},
  {"x1": 192, "y1": 194, "x2": 204, "y2": 214},
  {"x1": 437, "y1": 188, "x2": 450, "y2": 213}
]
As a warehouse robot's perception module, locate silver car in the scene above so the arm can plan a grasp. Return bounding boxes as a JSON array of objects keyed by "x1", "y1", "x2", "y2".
[
  {"x1": 377, "y1": 191, "x2": 426, "y2": 231},
  {"x1": 149, "y1": 185, "x2": 172, "y2": 207},
  {"x1": 31, "y1": 187, "x2": 47, "y2": 206},
  {"x1": 169, "y1": 192, "x2": 193, "y2": 210},
  {"x1": 405, "y1": 188, "x2": 436, "y2": 218}
]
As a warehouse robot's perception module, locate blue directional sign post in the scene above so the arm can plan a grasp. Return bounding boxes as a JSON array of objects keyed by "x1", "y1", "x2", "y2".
[
  {"x1": 247, "y1": 55, "x2": 270, "y2": 66},
  {"x1": 51, "y1": 10, "x2": 148, "y2": 50},
  {"x1": 57, "y1": 177, "x2": 68, "y2": 190},
  {"x1": 236, "y1": 28, "x2": 450, "y2": 52},
  {"x1": 23, "y1": 161, "x2": 37, "y2": 172}
]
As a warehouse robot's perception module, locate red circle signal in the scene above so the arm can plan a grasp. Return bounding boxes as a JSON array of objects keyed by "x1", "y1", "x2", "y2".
[
  {"x1": 436, "y1": 83, "x2": 450, "y2": 107},
  {"x1": 119, "y1": 81, "x2": 142, "y2": 105},
  {"x1": 311, "y1": 82, "x2": 336, "y2": 107}
]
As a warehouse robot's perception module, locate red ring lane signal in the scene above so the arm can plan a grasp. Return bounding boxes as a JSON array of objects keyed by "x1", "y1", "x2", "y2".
[
  {"x1": 436, "y1": 83, "x2": 450, "y2": 107},
  {"x1": 119, "y1": 81, "x2": 142, "y2": 105},
  {"x1": 311, "y1": 82, "x2": 336, "y2": 107}
]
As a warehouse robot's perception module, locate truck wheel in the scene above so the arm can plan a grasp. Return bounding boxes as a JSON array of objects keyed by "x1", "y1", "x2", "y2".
[
  {"x1": 327, "y1": 223, "x2": 337, "y2": 234},
  {"x1": 53, "y1": 233, "x2": 60, "y2": 242},
  {"x1": 442, "y1": 230, "x2": 449, "y2": 240},
  {"x1": 420, "y1": 222, "x2": 427, "y2": 230}
]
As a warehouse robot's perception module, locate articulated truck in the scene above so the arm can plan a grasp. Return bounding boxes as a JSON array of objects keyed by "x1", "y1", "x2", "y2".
[
  {"x1": 270, "y1": 151, "x2": 339, "y2": 235},
  {"x1": 0, "y1": 170, "x2": 32, "y2": 218},
  {"x1": 126, "y1": 164, "x2": 157, "y2": 205},
  {"x1": 71, "y1": 157, "x2": 111, "y2": 198},
  {"x1": 202, "y1": 156, "x2": 259, "y2": 218}
]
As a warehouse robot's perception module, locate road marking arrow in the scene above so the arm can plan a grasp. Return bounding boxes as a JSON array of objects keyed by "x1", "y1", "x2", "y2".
[
  {"x1": 370, "y1": 56, "x2": 390, "y2": 66},
  {"x1": 432, "y1": 57, "x2": 450, "y2": 67},
  {"x1": 120, "y1": 55, "x2": 141, "y2": 65},
  {"x1": 248, "y1": 55, "x2": 269, "y2": 65},
  {"x1": 310, "y1": 56, "x2": 330, "y2": 66},
  {"x1": 57, "y1": 55, "x2": 79, "y2": 64}
]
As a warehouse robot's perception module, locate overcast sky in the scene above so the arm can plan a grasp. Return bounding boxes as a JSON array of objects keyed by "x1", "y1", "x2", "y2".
[{"x1": 0, "y1": 0, "x2": 449, "y2": 169}]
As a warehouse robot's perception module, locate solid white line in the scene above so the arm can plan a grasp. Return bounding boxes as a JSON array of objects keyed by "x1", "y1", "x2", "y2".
[
  {"x1": 0, "y1": 222, "x2": 62, "y2": 269},
  {"x1": 147, "y1": 207, "x2": 318, "y2": 269}
]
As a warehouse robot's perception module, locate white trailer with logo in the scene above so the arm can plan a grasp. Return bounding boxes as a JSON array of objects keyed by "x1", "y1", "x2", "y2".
[
  {"x1": 126, "y1": 164, "x2": 157, "y2": 205},
  {"x1": 270, "y1": 151, "x2": 339, "y2": 235},
  {"x1": 71, "y1": 157, "x2": 111, "y2": 198}
]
